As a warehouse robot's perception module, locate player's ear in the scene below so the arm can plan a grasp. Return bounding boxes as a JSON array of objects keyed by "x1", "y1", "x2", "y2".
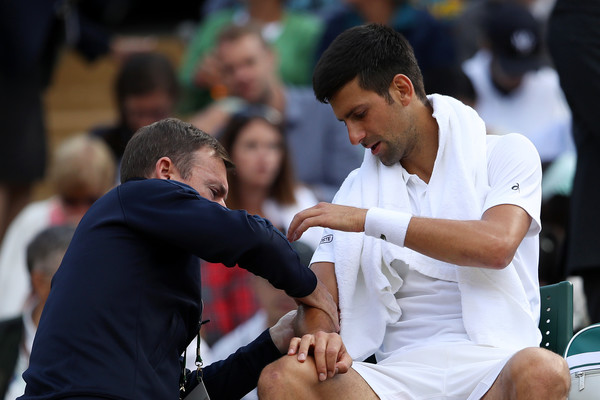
[{"x1": 390, "y1": 74, "x2": 414, "y2": 106}]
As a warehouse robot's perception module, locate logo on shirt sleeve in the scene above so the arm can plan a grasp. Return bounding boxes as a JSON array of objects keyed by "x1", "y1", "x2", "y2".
[
  {"x1": 511, "y1": 182, "x2": 520, "y2": 192},
  {"x1": 320, "y1": 234, "x2": 334, "y2": 244}
]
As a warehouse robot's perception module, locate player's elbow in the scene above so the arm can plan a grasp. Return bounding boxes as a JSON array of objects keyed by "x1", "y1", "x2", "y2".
[
  {"x1": 486, "y1": 254, "x2": 513, "y2": 270},
  {"x1": 482, "y1": 237, "x2": 517, "y2": 270}
]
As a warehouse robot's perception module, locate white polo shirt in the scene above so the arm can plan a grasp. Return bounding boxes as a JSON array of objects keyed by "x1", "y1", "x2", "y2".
[{"x1": 311, "y1": 133, "x2": 542, "y2": 357}]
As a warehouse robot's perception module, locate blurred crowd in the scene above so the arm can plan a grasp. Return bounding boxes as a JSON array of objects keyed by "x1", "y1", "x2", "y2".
[{"x1": 0, "y1": 0, "x2": 593, "y2": 398}]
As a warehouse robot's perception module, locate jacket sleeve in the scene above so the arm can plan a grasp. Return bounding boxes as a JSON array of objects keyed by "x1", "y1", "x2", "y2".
[
  {"x1": 185, "y1": 329, "x2": 280, "y2": 400},
  {"x1": 119, "y1": 180, "x2": 317, "y2": 298}
]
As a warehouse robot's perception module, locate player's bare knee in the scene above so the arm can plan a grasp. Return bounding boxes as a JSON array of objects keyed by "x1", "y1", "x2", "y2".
[
  {"x1": 257, "y1": 356, "x2": 295, "y2": 399},
  {"x1": 521, "y1": 348, "x2": 569, "y2": 379},
  {"x1": 542, "y1": 351, "x2": 570, "y2": 395},
  {"x1": 258, "y1": 354, "x2": 318, "y2": 397},
  {"x1": 258, "y1": 359, "x2": 287, "y2": 398},
  {"x1": 258, "y1": 358, "x2": 296, "y2": 388},
  {"x1": 510, "y1": 348, "x2": 570, "y2": 397}
]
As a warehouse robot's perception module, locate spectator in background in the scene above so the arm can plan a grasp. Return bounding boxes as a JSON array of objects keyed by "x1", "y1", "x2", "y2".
[
  {"x1": 219, "y1": 107, "x2": 322, "y2": 249},
  {"x1": 548, "y1": 0, "x2": 600, "y2": 324},
  {"x1": 462, "y1": 0, "x2": 573, "y2": 167},
  {"x1": 0, "y1": 225, "x2": 75, "y2": 400},
  {"x1": 178, "y1": 0, "x2": 324, "y2": 113},
  {"x1": 0, "y1": 0, "x2": 153, "y2": 244},
  {"x1": 452, "y1": 0, "x2": 553, "y2": 65},
  {"x1": 314, "y1": 0, "x2": 457, "y2": 95},
  {"x1": 0, "y1": 0, "x2": 109, "y2": 245},
  {"x1": 0, "y1": 135, "x2": 116, "y2": 320},
  {"x1": 90, "y1": 52, "x2": 179, "y2": 173},
  {"x1": 201, "y1": 107, "x2": 322, "y2": 345},
  {"x1": 189, "y1": 24, "x2": 363, "y2": 201}
]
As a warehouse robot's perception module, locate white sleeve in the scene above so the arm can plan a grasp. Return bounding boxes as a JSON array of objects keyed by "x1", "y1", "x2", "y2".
[
  {"x1": 310, "y1": 228, "x2": 336, "y2": 265},
  {"x1": 484, "y1": 134, "x2": 542, "y2": 235}
]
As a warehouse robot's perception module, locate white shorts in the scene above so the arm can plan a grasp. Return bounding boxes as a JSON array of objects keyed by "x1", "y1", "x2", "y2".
[{"x1": 352, "y1": 343, "x2": 516, "y2": 400}]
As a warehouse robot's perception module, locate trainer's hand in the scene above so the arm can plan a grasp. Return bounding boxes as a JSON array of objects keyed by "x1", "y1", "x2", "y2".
[
  {"x1": 288, "y1": 331, "x2": 352, "y2": 382},
  {"x1": 294, "y1": 280, "x2": 340, "y2": 332},
  {"x1": 287, "y1": 203, "x2": 367, "y2": 242},
  {"x1": 269, "y1": 310, "x2": 297, "y2": 354}
]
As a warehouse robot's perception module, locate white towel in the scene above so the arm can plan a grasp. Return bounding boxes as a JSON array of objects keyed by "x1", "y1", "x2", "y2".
[{"x1": 332, "y1": 94, "x2": 540, "y2": 360}]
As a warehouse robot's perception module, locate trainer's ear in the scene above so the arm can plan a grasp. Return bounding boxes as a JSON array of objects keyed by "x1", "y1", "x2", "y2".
[
  {"x1": 390, "y1": 74, "x2": 414, "y2": 106},
  {"x1": 153, "y1": 157, "x2": 178, "y2": 180}
]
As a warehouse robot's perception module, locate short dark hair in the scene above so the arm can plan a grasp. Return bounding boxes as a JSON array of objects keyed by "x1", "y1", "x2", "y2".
[
  {"x1": 120, "y1": 118, "x2": 233, "y2": 183},
  {"x1": 115, "y1": 52, "x2": 179, "y2": 113},
  {"x1": 313, "y1": 24, "x2": 427, "y2": 104},
  {"x1": 26, "y1": 225, "x2": 75, "y2": 275}
]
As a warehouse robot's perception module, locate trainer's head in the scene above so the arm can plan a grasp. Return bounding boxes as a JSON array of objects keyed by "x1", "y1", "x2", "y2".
[
  {"x1": 121, "y1": 118, "x2": 232, "y2": 183},
  {"x1": 313, "y1": 23, "x2": 427, "y2": 105},
  {"x1": 121, "y1": 118, "x2": 233, "y2": 206}
]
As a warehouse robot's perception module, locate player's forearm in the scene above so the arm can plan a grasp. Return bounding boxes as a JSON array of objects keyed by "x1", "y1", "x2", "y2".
[
  {"x1": 293, "y1": 262, "x2": 340, "y2": 335},
  {"x1": 363, "y1": 204, "x2": 531, "y2": 269},
  {"x1": 406, "y1": 212, "x2": 530, "y2": 270},
  {"x1": 404, "y1": 217, "x2": 516, "y2": 269}
]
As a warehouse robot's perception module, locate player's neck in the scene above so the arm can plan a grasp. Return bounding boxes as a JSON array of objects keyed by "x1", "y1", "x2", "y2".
[{"x1": 402, "y1": 104, "x2": 439, "y2": 183}]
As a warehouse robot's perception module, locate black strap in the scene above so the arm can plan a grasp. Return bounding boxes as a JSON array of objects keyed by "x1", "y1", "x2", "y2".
[{"x1": 180, "y1": 317, "x2": 210, "y2": 399}]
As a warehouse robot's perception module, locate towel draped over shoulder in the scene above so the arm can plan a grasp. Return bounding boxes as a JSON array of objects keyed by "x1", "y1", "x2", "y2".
[{"x1": 331, "y1": 94, "x2": 541, "y2": 361}]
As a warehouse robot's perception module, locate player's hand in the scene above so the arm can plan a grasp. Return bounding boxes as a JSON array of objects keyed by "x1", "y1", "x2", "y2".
[
  {"x1": 287, "y1": 203, "x2": 367, "y2": 242},
  {"x1": 288, "y1": 331, "x2": 352, "y2": 381}
]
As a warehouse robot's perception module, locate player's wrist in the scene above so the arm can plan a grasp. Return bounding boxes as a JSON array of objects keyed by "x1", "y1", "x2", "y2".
[
  {"x1": 365, "y1": 208, "x2": 413, "y2": 247},
  {"x1": 294, "y1": 304, "x2": 338, "y2": 336}
]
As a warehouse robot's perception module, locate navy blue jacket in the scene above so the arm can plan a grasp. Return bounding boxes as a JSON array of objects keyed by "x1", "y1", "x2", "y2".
[{"x1": 20, "y1": 179, "x2": 316, "y2": 400}]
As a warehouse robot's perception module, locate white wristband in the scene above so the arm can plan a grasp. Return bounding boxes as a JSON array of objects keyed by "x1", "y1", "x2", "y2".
[{"x1": 364, "y1": 207, "x2": 412, "y2": 247}]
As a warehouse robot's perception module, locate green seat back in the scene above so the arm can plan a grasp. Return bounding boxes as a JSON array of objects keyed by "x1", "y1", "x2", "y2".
[{"x1": 539, "y1": 281, "x2": 574, "y2": 355}]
